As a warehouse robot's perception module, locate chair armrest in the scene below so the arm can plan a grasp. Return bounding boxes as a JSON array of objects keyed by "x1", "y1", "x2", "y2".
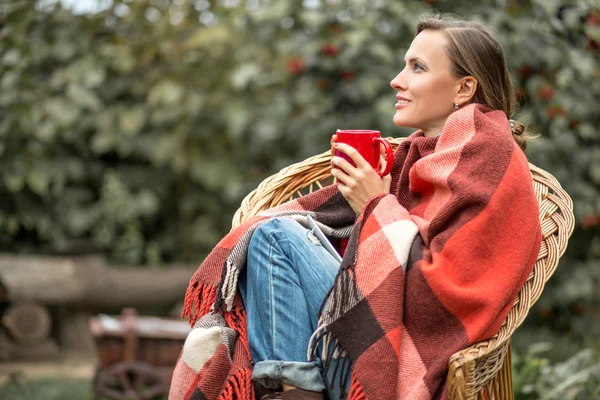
[{"x1": 447, "y1": 335, "x2": 511, "y2": 400}]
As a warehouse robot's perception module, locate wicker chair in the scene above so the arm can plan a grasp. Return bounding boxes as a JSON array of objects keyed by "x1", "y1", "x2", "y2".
[{"x1": 231, "y1": 137, "x2": 575, "y2": 400}]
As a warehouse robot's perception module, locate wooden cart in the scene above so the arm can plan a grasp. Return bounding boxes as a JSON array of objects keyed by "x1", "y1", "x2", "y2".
[{"x1": 89, "y1": 308, "x2": 191, "y2": 400}]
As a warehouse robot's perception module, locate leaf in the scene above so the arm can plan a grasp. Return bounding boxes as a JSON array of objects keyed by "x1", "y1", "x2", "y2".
[
  {"x1": 6, "y1": 217, "x2": 19, "y2": 235},
  {"x1": 53, "y1": 39, "x2": 77, "y2": 61},
  {"x1": 82, "y1": 61, "x2": 106, "y2": 88},
  {"x1": 1, "y1": 48, "x2": 21, "y2": 66},
  {"x1": 43, "y1": 97, "x2": 80, "y2": 128},
  {"x1": 65, "y1": 207, "x2": 99, "y2": 235},
  {"x1": 135, "y1": 189, "x2": 159, "y2": 215},
  {"x1": 91, "y1": 131, "x2": 117, "y2": 154},
  {"x1": 145, "y1": 134, "x2": 180, "y2": 167},
  {"x1": 185, "y1": 92, "x2": 206, "y2": 116},
  {"x1": 226, "y1": 105, "x2": 251, "y2": 140},
  {"x1": 66, "y1": 82, "x2": 102, "y2": 110},
  {"x1": 585, "y1": 25, "x2": 600, "y2": 42},
  {"x1": 1, "y1": 70, "x2": 19, "y2": 89},
  {"x1": 94, "y1": 109, "x2": 116, "y2": 132},
  {"x1": 26, "y1": 169, "x2": 49, "y2": 196},
  {"x1": 35, "y1": 121, "x2": 57, "y2": 142},
  {"x1": 118, "y1": 106, "x2": 146, "y2": 136},
  {"x1": 231, "y1": 63, "x2": 262, "y2": 90},
  {"x1": 112, "y1": 45, "x2": 136, "y2": 73},
  {"x1": 3, "y1": 174, "x2": 25, "y2": 193},
  {"x1": 189, "y1": 158, "x2": 231, "y2": 190},
  {"x1": 147, "y1": 79, "x2": 185, "y2": 106},
  {"x1": 369, "y1": 42, "x2": 395, "y2": 63},
  {"x1": 183, "y1": 25, "x2": 231, "y2": 49}
]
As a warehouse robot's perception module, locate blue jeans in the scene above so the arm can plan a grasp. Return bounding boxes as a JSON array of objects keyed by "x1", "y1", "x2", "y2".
[{"x1": 238, "y1": 218, "x2": 341, "y2": 394}]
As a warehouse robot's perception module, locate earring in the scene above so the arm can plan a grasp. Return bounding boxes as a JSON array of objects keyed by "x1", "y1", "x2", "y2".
[{"x1": 454, "y1": 103, "x2": 459, "y2": 110}]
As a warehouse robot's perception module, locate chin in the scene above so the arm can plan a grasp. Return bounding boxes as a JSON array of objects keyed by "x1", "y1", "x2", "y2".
[{"x1": 393, "y1": 113, "x2": 413, "y2": 128}]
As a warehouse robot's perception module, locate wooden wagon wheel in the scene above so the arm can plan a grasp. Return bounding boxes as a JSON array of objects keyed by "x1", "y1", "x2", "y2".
[{"x1": 95, "y1": 361, "x2": 165, "y2": 400}]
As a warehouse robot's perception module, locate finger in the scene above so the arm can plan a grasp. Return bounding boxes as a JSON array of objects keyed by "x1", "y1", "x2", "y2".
[
  {"x1": 330, "y1": 134, "x2": 338, "y2": 158},
  {"x1": 331, "y1": 156, "x2": 357, "y2": 177},
  {"x1": 334, "y1": 143, "x2": 370, "y2": 169},
  {"x1": 330, "y1": 134, "x2": 338, "y2": 146},
  {"x1": 378, "y1": 154, "x2": 386, "y2": 174},
  {"x1": 331, "y1": 166, "x2": 350, "y2": 186},
  {"x1": 337, "y1": 181, "x2": 352, "y2": 197},
  {"x1": 332, "y1": 166, "x2": 358, "y2": 187}
]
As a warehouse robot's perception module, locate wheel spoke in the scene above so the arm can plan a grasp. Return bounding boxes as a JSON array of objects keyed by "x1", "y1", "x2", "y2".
[
  {"x1": 95, "y1": 361, "x2": 164, "y2": 400},
  {"x1": 118, "y1": 370, "x2": 133, "y2": 391},
  {"x1": 133, "y1": 372, "x2": 146, "y2": 390}
]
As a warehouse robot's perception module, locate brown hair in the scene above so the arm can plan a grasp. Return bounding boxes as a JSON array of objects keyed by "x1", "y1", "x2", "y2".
[{"x1": 416, "y1": 14, "x2": 538, "y2": 150}]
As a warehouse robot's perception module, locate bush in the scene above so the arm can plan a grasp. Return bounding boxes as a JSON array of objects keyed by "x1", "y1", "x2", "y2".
[{"x1": 514, "y1": 344, "x2": 600, "y2": 400}]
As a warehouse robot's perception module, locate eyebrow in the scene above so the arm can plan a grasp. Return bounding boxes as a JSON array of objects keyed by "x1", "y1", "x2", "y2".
[{"x1": 404, "y1": 56, "x2": 428, "y2": 66}]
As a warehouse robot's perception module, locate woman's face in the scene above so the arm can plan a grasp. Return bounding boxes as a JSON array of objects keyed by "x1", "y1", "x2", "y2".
[{"x1": 390, "y1": 30, "x2": 462, "y2": 136}]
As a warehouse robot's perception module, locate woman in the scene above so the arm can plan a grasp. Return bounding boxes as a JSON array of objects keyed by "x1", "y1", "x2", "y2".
[{"x1": 170, "y1": 15, "x2": 542, "y2": 400}]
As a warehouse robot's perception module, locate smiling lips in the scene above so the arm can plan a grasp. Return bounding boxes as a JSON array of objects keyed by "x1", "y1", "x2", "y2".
[{"x1": 395, "y1": 95, "x2": 411, "y2": 109}]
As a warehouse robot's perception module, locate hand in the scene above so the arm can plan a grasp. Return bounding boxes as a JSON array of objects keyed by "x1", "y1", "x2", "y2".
[
  {"x1": 330, "y1": 134, "x2": 338, "y2": 158},
  {"x1": 330, "y1": 142, "x2": 392, "y2": 214}
]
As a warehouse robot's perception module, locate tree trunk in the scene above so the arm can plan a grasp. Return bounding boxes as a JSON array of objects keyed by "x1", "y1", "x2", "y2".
[
  {"x1": 0, "y1": 254, "x2": 196, "y2": 308},
  {"x1": 2, "y1": 303, "x2": 51, "y2": 346}
]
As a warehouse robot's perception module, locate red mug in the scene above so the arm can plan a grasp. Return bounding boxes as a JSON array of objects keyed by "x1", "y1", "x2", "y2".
[{"x1": 334, "y1": 130, "x2": 394, "y2": 177}]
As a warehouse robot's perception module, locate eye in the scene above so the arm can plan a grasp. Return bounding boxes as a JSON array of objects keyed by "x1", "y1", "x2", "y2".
[{"x1": 414, "y1": 62, "x2": 425, "y2": 71}]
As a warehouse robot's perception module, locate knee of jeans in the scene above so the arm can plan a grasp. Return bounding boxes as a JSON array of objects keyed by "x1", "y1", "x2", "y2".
[
  {"x1": 247, "y1": 218, "x2": 304, "y2": 271},
  {"x1": 249, "y1": 219, "x2": 278, "y2": 252},
  {"x1": 248, "y1": 218, "x2": 300, "y2": 250},
  {"x1": 247, "y1": 219, "x2": 281, "y2": 271}
]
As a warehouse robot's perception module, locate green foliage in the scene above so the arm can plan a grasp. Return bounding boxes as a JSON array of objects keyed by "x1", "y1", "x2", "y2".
[
  {"x1": 1, "y1": 0, "x2": 599, "y2": 360},
  {"x1": 0, "y1": 379, "x2": 93, "y2": 400},
  {"x1": 514, "y1": 344, "x2": 600, "y2": 400}
]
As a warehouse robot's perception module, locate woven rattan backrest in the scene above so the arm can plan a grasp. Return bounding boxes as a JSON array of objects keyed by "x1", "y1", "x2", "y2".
[{"x1": 231, "y1": 138, "x2": 575, "y2": 399}]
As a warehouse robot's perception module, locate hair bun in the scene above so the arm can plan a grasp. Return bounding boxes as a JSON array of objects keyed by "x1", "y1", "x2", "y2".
[{"x1": 509, "y1": 119, "x2": 536, "y2": 151}]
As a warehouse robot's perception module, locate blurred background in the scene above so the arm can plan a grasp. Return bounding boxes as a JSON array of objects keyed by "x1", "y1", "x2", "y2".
[{"x1": 0, "y1": 0, "x2": 598, "y2": 398}]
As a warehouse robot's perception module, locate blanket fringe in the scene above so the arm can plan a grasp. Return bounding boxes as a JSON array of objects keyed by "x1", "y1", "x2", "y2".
[
  {"x1": 182, "y1": 282, "x2": 217, "y2": 327},
  {"x1": 224, "y1": 305, "x2": 251, "y2": 360},
  {"x1": 217, "y1": 368, "x2": 254, "y2": 400},
  {"x1": 347, "y1": 374, "x2": 367, "y2": 400}
]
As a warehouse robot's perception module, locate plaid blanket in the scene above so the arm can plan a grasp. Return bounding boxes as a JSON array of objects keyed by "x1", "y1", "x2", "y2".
[{"x1": 169, "y1": 103, "x2": 542, "y2": 400}]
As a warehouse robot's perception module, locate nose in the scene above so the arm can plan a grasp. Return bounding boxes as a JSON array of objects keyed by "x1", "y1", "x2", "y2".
[{"x1": 390, "y1": 68, "x2": 407, "y2": 91}]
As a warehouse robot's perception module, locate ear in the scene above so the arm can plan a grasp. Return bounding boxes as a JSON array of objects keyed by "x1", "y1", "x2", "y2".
[{"x1": 454, "y1": 76, "x2": 478, "y2": 106}]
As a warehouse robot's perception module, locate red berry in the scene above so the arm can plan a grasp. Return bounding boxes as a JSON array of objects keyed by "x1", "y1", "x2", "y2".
[
  {"x1": 516, "y1": 66, "x2": 535, "y2": 79},
  {"x1": 339, "y1": 70, "x2": 355, "y2": 81},
  {"x1": 546, "y1": 105, "x2": 565, "y2": 119},
  {"x1": 582, "y1": 213, "x2": 600, "y2": 229},
  {"x1": 321, "y1": 43, "x2": 339, "y2": 57},
  {"x1": 286, "y1": 58, "x2": 305, "y2": 75},
  {"x1": 537, "y1": 85, "x2": 555, "y2": 100},
  {"x1": 587, "y1": 11, "x2": 599, "y2": 27}
]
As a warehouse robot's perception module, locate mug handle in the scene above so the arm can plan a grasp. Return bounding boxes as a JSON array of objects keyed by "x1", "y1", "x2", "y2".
[{"x1": 373, "y1": 137, "x2": 394, "y2": 177}]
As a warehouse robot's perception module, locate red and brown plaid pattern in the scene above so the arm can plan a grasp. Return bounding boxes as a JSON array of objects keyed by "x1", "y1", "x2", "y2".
[{"x1": 169, "y1": 104, "x2": 542, "y2": 400}]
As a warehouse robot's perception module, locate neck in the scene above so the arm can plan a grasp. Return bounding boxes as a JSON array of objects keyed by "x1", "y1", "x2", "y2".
[{"x1": 423, "y1": 131, "x2": 441, "y2": 138}]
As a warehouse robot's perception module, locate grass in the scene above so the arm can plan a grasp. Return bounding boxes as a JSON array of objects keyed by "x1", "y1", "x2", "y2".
[
  {"x1": 0, "y1": 379, "x2": 93, "y2": 400},
  {"x1": 0, "y1": 378, "x2": 169, "y2": 400}
]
